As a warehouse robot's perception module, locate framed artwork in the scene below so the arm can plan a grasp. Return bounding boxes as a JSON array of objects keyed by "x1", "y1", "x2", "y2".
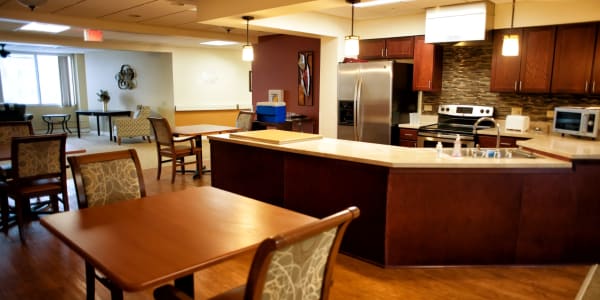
[{"x1": 297, "y1": 51, "x2": 313, "y2": 106}]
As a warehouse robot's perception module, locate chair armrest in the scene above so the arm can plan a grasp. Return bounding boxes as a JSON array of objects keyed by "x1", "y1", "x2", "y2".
[{"x1": 173, "y1": 135, "x2": 194, "y2": 143}]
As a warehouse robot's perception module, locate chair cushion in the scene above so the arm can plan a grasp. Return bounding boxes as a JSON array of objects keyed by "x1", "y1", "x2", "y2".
[
  {"x1": 80, "y1": 158, "x2": 141, "y2": 207},
  {"x1": 16, "y1": 139, "x2": 62, "y2": 177}
]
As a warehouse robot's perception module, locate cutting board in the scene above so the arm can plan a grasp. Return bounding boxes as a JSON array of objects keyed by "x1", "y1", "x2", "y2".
[{"x1": 229, "y1": 129, "x2": 322, "y2": 144}]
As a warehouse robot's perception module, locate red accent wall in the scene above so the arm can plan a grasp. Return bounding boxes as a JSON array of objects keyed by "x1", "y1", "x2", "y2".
[{"x1": 252, "y1": 34, "x2": 320, "y2": 132}]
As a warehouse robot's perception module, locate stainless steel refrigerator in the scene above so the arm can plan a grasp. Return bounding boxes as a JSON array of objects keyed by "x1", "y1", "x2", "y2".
[{"x1": 337, "y1": 61, "x2": 418, "y2": 145}]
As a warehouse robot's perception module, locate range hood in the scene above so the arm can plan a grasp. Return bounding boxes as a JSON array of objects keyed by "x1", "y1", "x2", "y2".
[{"x1": 425, "y1": 1, "x2": 494, "y2": 44}]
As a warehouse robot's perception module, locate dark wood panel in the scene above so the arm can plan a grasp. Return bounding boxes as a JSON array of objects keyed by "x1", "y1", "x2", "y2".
[
  {"x1": 387, "y1": 169, "x2": 522, "y2": 265},
  {"x1": 593, "y1": 25, "x2": 600, "y2": 95},
  {"x1": 490, "y1": 29, "x2": 522, "y2": 92},
  {"x1": 569, "y1": 160, "x2": 600, "y2": 261},
  {"x1": 413, "y1": 35, "x2": 443, "y2": 92},
  {"x1": 210, "y1": 140, "x2": 284, "y2": 206},
  {"x1": 551, "y1": 23, "x2": 596, "y2": 94},
  {"x1": 519, "y1": 26, "x2": 556, "y2": 93},
  {"x1": 284, "y1": 154, "x2": 388, "y2": 265},
  {"x1": 517, "y1": 171, "x2": 575, "y2": 263},
  {"x1": 385, "y1": 37, "x2": 414, "y2": 58},
  {"x1": 358, "y1": 39, "x2": 385, "y2": 59},
  {"x1": 477, "y1": 135, "x2": 519, "y2": 148}
]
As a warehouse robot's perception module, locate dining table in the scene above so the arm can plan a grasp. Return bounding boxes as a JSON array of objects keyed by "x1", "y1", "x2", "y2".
[
  {"x1": 173, "y1": 124, "x2": 240, "y2": 175},
  {"x1": 40, "y1": 186, "x2": 317, "y2": 300}
]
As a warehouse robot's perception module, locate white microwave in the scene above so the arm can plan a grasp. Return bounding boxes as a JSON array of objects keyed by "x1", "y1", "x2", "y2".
[{"x1": 553, "y1": 106, "x2": 600, "y2": 139}]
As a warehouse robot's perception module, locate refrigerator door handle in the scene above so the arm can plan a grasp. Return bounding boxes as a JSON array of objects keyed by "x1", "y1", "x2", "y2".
[
  {"x1": 353, "y1": 78, "x2": 359, "y2": 141},
  {"x1": 356, "y1": 78, "x2": 363, "y2": 141}
]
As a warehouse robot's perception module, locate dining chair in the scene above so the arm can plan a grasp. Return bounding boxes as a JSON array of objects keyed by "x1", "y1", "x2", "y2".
[
  {"x1": 0, "y1": 121, "x2": 34, "y2": 233},
  {"x1": 236, "y1": 110, "x2": 255, "y2": 132},
  {"x1": 67, "y1": 149, "x2": 146, "y2": 299},
  {"x1": 148, "y1": 117, "x2": 201, "y2": 183},
  {"x1": 153, "y1": 206, "x2": 361, "y2": 300},
  {"x1": 3, "y1": 133, "x2": 68, "y2": 243}
]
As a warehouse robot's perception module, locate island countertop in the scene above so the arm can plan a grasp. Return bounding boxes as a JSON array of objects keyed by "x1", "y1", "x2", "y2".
[{"x1": 209, "y1": 131, "x2": 571, "y2": 169}]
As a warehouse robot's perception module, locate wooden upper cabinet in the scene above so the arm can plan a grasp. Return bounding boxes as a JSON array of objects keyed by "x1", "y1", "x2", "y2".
[
  {"x1": 413, "y1": 35, "x2": 443, "y2": 92},
  {"x1": 551, "y1": 23, "x2": 596, "y2": 94},
  {"x1": 359, "y1": 37, "x2": 414, "y2": 59},
  {"x1": 593, "y1": 25, "x2": 600, "y2": 95},
  {"x1": 519, "y1": 26, "x2": 556, "y2": 93},
  {"x1": 490, "y1": 27, "x2": 555, "y2": 93},
  {"x1": 490, "y1": 29, "x2": 522, "y2": 92}
]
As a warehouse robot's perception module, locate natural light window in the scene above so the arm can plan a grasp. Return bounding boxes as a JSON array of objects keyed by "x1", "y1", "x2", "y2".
[{"x1": 0, "y1": 53, "x2": 76, "y2": 106}]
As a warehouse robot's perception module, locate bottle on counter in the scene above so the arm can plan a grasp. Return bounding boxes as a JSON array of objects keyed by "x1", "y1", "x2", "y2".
[
  {"x1": 451, "y1": 134, "x2": 462, "y2": 157},
  {"x1": 436, "y1": 141, "x2": 443, "y2": 158}
]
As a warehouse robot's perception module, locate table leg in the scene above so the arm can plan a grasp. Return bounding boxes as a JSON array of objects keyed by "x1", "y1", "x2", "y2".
[
  {"x1": 77, "y1": 113, "x2": 82, "y2": 138},
  {"x1": 63, "y1": 116, "x2": 72, "y2": 133},
  {"x1": 96, "y1": 116, "x2": 101, "y2": 136},
  {"x1": 85, "y1": 261, "x2": 96, "y2": 300},
  {"x1": 45, "y1": 118, "x2": 51, "y2": 134},
  {"x1": 108, "y1": 116, "x2": 114, "y2": 141},
  {"x1": 174, "y1": 274, "x2": 195, "y2": 299}
]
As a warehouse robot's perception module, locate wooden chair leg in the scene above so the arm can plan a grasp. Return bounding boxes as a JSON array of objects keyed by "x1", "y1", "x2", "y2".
[
  {"x1": 171, "y1": 158, "x2": 177, "y2": 184},
  {"x1": 1, "y1": 192, "x2": 8, "y2": 234},
  {"x1": 147, "y1": 136, "x2": 152, "y2": 143},
  {"x1": 157, "y1": 155, "x2": 162, "y2": 180},
  {"x1": 14, "y1": 197, "x2": 26, "y2": 243},
  {"x1": 117, "y1": 137, "x2": 122, "y2": 145},
  {"x1": 50, "y1": 195, "x2": 59, "y2": 213}
]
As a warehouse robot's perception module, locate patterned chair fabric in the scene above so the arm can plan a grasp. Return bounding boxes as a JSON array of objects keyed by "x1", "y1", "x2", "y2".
[
  {"x1": 0, "y1": 121, "x2": 34, "y2": 144},
  {"x1": 262, "y1": 228, "x2": 337, "y2": 300},
  {"x1": 113, "y1": 105, "x2": 152, "y2": 145},
  {"x1": 80, "y1": 158, "x2": 142, "y2": 207}
]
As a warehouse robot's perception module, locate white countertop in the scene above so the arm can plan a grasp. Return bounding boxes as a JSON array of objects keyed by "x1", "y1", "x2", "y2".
[{"x1": 209, "y1": 132, "x2": 571, "y2": 169}]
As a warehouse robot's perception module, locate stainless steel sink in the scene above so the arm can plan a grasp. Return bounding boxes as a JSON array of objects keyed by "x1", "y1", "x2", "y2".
[{"x1": 442, "y1": 148, "x2": 537, "y2": 159}]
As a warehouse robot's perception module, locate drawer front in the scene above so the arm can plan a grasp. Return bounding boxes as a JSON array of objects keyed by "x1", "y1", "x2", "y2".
[{"x1": 399, "y1": 128, "x2": 418, "y2": 141}]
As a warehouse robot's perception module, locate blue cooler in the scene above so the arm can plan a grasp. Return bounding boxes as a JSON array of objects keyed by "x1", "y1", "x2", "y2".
[{"x1": 256, "y1": 102, "x2": 286, "y2": 123}]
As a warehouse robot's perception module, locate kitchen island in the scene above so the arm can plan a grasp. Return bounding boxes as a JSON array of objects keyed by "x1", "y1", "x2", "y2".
[{"x1": 208, "y1": 130, "x2": 599, "y2": 267}]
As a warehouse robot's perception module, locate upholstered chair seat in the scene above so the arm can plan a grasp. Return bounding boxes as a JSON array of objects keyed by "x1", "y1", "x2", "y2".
[{"x1": 113, "y1": 105, "x2": 152, "y2": 145}]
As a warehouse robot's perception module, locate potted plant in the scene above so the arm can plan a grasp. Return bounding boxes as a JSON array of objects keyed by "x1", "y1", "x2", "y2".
[{"x1": 97, "y1": 89, "x2": 110, "y2": 111}]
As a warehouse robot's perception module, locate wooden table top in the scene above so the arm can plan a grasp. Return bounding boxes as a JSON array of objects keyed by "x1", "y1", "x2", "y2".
[
  {"x1": 40, "y1": 186, "x2": 317, "y2": 292},
  {"x1": 174, "y1": 124, "x2": 239, "y2": 137},
  {"x1": 0, "y1": 144, "x2": 86, "y2": 161}
]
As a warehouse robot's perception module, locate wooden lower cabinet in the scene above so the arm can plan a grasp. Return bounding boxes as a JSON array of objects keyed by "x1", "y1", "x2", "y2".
[
  {"x1": 477, "y1": 135, "x2": 525, "y2": 148},
  {"x1": 210, "y1": 139, "x2": 599, "y2": 266},
  {"x1": 399, "y1": 128, "x2": 418, "y2": 147}
]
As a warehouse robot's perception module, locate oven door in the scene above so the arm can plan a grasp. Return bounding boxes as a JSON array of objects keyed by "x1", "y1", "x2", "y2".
[{"x1": 417, "y1": 133, "x2": 475, "y2": 148}]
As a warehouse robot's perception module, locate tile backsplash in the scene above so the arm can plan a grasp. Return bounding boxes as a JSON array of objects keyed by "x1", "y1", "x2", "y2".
[{"x1": 422, "y1": 44, "x2": 600, "y2": 122}]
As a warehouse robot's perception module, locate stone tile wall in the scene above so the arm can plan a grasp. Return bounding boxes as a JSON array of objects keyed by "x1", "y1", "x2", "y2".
[{"x1": 422, "y1": 44, "x2": 600, "y2": 122}]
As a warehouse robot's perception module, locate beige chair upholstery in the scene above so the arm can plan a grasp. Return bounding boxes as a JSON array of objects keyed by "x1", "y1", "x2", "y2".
[
  {"x1": 67, "y1": 149, "x2": 146, "y2": 299},
  {"x1": 236, "y1": 111, "x2": 255, "y2": 132},
  {"x1": 113, "y1": 105, "x2": 152, "y2": 145},
  {"x1": 153, "y1": 206, "x2": 360, "y2": 300}
]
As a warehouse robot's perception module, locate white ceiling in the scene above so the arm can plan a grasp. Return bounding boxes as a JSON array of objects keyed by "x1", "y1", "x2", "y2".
[{"x1": 0, "y1": 0, "x2": 567, "y2": 53}]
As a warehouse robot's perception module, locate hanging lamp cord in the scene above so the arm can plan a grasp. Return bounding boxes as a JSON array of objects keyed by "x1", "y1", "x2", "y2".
[
  {"x1": 510, "y1": 0, "x2": 516, "y2": 32},
  {"x1": 351, "y1": 3, "x2": 355, "y2": 36},
  {"x1": 246, "y1": 19, "x2": 250, "y2": 46}
]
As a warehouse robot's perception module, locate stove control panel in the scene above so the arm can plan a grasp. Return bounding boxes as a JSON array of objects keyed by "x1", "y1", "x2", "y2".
[{"x1": 438, "y1": 104, "x2": 494, "y2": 117}]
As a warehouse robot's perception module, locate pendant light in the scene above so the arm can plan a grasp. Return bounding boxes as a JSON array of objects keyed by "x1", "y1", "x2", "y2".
[
  {"x1": 502, "y1": 0, "x2": 519, "y2": 56},
  {"x1": 242, "y1": 16, "x2": 254, "y2": 62},
  {"x1": 344, "y1": 0, "x2": 360, "y2": 57}
]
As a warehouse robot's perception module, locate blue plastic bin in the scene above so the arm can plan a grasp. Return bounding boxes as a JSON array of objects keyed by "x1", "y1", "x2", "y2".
[{"x1": 256, "y1": 102, "x2": 286, "y2": 123}]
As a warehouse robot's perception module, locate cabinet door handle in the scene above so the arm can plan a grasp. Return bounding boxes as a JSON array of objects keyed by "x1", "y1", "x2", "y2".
[
  {"x1": 428, "y1": 80, "x2": 432, "y2": 89},
  {"x1": 381, "y1": 48, "x2": 385, "y2": 57},
  {"x1": 514, "y1": 81, "x2": 518, "y2": 92},
  {"x1": 585, "y1": 81, "x2": 589, "y2": 93},
  {"x1": 519, "y1": 81, "x2": 522, "y2": 91},
  {"x1": 593, "y1": 81, "x2": 596, "y2": 93},
  {"x1": 500, "y1": 142, "x2": 513, "y2": 147},
  {"x1": 385, "y1": 48, "x2": 388, "y2": 57}
]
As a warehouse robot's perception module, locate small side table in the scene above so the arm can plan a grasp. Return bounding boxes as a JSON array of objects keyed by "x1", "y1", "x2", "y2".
[{"x1": 42, "y1": 114, "x2": 72, "y2": 134}]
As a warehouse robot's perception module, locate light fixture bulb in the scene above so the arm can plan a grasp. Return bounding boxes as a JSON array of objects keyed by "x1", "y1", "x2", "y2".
[
  {"x1": 502, "y1": 34, "x2": 519, "y2": 56},
  {"x1": 344, "y1": 35, "x2": 360, "y2": 57},
  {"x1": 242, "y1": 16, "x2": 254, "y2": 62},
  {"x1": 242, "y1": 44, "x2": 254, "y2": 61}
]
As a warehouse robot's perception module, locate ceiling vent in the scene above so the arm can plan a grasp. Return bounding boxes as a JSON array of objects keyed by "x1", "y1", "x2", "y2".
[{"x1": 425, "y1": 1, "x2": 494, "y2": 44}]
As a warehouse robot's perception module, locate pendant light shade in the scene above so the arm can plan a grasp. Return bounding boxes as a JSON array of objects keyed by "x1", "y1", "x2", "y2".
[
  {"x1": 502, "y1": 0, "x2": 519, "y2": 56},
  {"x1": 242, "y1": 16, "x2": 254, "y2": 62},
  {"x1": 344, "y1": 0, "x2": 360, "y2": 57}
]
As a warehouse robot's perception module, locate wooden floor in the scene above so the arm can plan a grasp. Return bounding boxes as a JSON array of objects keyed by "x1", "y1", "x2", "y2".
[{"x1": 0, "y1": 168, "x2": 590, "y2": 300}]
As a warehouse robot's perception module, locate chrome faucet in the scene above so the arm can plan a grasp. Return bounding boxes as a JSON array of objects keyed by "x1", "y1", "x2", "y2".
[{"x1": 473, "y1": 117, "x2": 500, "y2": 150}]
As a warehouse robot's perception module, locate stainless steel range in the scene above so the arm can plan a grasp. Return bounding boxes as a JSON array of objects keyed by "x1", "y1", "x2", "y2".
[{"x1": 417, "y1": 104, "x2": 495, "y2": 148}]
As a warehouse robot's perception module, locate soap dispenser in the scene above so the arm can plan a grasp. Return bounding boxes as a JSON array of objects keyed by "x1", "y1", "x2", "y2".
[
  {"x1": 436, "y1": 141, "x2": 443, "y2": 158},
  {"x1": 451, "y1": 134, "x2": 462, "y2": 157}
]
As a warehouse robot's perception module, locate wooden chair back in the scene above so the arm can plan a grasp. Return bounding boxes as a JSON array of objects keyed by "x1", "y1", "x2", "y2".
[
  {"x1": 236, "y1": 111, "x2": 255, "y2": 132},
  {"x1": 68, "y1": 149, "x2": 146, "y2": 209},
  {"x1": 0, "y1": 121, "x2": 34, "y2": 144},
  {"x1": 10, "y1": 133, "x2": 67, "y2": 184},
  {"x1": 148, "y1": 117, "x2": 175, "y2": 148}
]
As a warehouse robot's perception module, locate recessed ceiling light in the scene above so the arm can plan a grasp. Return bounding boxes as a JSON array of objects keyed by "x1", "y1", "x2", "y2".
[
  {"x1": 355, "y1": 0, "x2": 413, "y2": 8},
  {"x1": 200, "y1": 40, "x2": 239, "y2": 46},
  {"x1": 18, "y1": 22, "x2": 70, "y2": 33}
]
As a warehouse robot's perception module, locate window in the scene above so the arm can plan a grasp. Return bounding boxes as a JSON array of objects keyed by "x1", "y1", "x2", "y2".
[{"x1": 0, "y1": 53, "x2": 76, "y2": 106}]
